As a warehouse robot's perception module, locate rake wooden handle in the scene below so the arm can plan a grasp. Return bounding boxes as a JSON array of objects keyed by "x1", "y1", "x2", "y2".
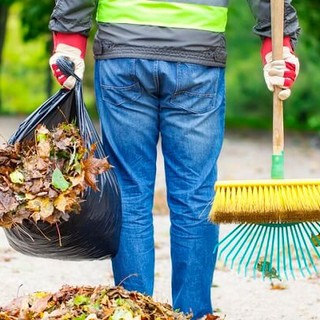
[{"x1": 271, "y1": 0, "x2": 284, "y2": 155}]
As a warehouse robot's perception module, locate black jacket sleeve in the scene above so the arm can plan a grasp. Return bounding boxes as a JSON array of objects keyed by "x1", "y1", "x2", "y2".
[
  {"x1": 49, "y1": 0, "x2": 97, "y2": 36},
  {"x1": 247, "y1": 0, "x2": 300, "y2": 48}
]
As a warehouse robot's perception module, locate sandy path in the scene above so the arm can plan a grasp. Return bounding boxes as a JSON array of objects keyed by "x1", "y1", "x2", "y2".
[{"x1": 1, "y1": 117, "x2": 320, "y2": 319}]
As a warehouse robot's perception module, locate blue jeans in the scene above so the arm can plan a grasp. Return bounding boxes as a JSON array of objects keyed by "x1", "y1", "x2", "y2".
[{"x1": 95, "y1": 58, "x2": 225, "y2": 319}]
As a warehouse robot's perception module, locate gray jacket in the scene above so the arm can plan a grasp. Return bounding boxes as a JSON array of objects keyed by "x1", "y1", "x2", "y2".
[{"x1": 49, "y1": 0, "x2": 300, "y2": 67}]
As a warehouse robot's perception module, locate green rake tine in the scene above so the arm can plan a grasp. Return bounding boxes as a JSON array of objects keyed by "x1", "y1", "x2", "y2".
[
  {"x1": 232, "y1": 224, "x2": 260, "y2": 273},
  {"x1": 215, "y1": 223, "x2": 248, "y2": 257},
  {"x1": 218, "y1": 224, "x2": 255, "y2": 269},
  {"x1": 281, "y1": 226, "x2": 289, "y2": 281},
  {"x1": 288, "y1": 224, "x2": 304, "y2": 276},
  {"x1": 260, "y1": 224, "x2": 274, "y2": 280},
  {"x1": 268, "y1": 225, "x2": 277, "y2": 277},
  {"x1": 312, "y1": 221, "x2": 320, "y2": 241},
  {"x1": 253, "y1": 224, "x2": 270, "y2": 279},
  {"x1": 293, "y1": 223, "x2": 313, "y2": 276},
  {"x1": 306, "y1": 222, "x2": 320, "y2": 252},
  {"x1": 228, "y1": 224, "x2": 258, "y2": 270},
  {"x1": 289, "y1": 224, "x2": 305, "y2": 278},
  {"x1": 309, "y1": 222, "x2": 320, "y2": 248},
  {"x1": 235, "y1": 224, "x2": 256, "y2": 274},
  {"x1": 237, "y1": 224, "x2": 263, "y2": 275},
  {"x1": 276, "y1": 225, "x2": 281, "y2": 279},
  {"x1": 285, "y1": 225, "x2": 295, "y2": 280},
  {"x1": 289, "y1": 224, "x2": 306, "y2": 278},
  {"x1": 299, "y1": 222, "x2": 319, "y2": 274},
  {"x1": 242, "y1": 224, "x2": 264, "y2": 277},
  {"x1": 296, "y1": 223, "x2": 317, "y2": 275},
  {"x1": 305, "y1": 222, "x2": 320, "y2": 267}
]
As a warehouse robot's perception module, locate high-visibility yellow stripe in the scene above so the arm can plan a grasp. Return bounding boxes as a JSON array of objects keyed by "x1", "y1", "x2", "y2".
[{"x1": 96, "y1": 0, "x2": 228, "y2": 32}]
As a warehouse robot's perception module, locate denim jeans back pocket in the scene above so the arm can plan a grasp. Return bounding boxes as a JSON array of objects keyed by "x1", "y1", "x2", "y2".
[
  {"x1": 169, "y1": 63, "x2": 221, "y2": 114},
  {"x1": 99, "y1": 59, "x2": 141, "y2": 106}
]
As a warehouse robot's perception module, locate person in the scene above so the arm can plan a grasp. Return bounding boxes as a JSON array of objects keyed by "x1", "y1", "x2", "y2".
[{"x1": 48, "y1": 0, "x2": 300, "y2": 318}]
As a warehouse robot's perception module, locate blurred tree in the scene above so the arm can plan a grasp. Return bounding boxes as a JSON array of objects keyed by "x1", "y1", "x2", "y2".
[
  {"x1": 19, "y1": 0, "x2": 54, "y2": 41},
  {"x1": 18, "y1": 0, "x2": 97, "y2": 114},
  {"x1": 295, "y1": 2, "x2": 320, "y2": 40},
  {"x1": 226, "y1": 0, "x2": 320, "y2": 130},
  {"x1": 0, "y1": 0, "x2": 53, "y2": 110},
  {"x1": 286, "y1": 1, "x2": 320, "y2": 130},
  {"x1": 0, "y1": 0, "x2": 16, "y2": 65},
  {"x1": 19, "y1": 0, "x2": 55, "y2": 96},
  {"x1": 1, "y1": 1, "x2": 96, "y2": 115},
  {"x1": 0, "y1": 0, "x2": 17, "y2": 110}
]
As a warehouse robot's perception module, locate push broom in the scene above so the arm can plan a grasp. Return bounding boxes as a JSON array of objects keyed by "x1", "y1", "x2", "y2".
[{"x1": 210, "y1": 0, "x2": 320, "y2": 280}]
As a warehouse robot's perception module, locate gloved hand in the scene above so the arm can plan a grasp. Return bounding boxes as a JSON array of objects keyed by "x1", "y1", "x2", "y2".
[
  {"x1": 49, "y1": 32, "x2": 87, "y2": 90},
  {"x1": 261, "y1": 36, "x2": 299, "y2": 100}
]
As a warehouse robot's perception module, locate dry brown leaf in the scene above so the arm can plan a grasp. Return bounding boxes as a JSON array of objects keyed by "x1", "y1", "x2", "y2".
[
  {"x1": 29, "y1": 293, "x2": 52, "y2": 313},
  {"x1": 270, "y1": 282, "x2": 287, "y2": 290},
  {"x1": 205, "y1": 314, "x2": 225, "y2": 320},
  {"x1": 27, "y1": 197, "x2": 54, "y2": 221},
  {"x1": 54, "y1": 193, "x2": 77, "y2": 213},
  {"x1": 0, "y1": 190, "x2": 19, "y2": 216},
  {"x1": 29, "y1": 178, "x2": 44, "y2": 195},
  {"x1": 82, "y1": 145, "x2": 111, "y2": 191},
  {"x1": 69, "y1": 172, "x2": 85, "y2": 187},
  {"x1": 35, "y1": 125, "x2": 51, "y2": 158}
]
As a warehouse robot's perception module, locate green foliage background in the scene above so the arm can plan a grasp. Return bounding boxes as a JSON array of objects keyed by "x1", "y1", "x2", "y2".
[
  {"x1": 1, "y1": 5, "x2": 49, "y2": 114},
  {"x1": 1, "y1": 2, "x2": 320, "y2": 131}
]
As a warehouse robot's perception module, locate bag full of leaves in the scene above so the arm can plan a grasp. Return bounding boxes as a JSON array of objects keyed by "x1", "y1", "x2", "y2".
[
  {"x1": 2, "y1": 63, "x2": 121, "y2": 261},
  {"x1": 0, "y1": 122, "x2": 111, "y2": 227}
]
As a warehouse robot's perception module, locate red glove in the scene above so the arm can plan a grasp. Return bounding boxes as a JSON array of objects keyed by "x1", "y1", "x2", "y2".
[
  {"x1": 49, "y1": 32, "x2": 87, "y2": 90},
  {"x1": 261, "y1": 36, "x2": 299, "y2": 100}
]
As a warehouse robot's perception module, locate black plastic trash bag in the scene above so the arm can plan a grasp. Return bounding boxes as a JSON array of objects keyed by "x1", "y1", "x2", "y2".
[{"x1": 4, "y1": 68, "x2": 121, "y2": 260}]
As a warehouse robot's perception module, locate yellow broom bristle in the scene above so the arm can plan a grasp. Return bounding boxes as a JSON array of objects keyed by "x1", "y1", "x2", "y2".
[{"x1": 210, "y1": 179, "x2": 320, "y2": 224}]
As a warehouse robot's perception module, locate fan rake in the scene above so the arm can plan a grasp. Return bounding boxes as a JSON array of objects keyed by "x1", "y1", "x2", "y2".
[{"x1": 215, "y1": 222, "x2": 320, "y2": 280}]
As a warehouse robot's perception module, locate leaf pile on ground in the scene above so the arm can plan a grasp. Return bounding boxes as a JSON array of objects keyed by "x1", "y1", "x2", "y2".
[
  {"x1": 0, "y1": 285, "x2": 193, "y2": 320},
  {"x1": 0, "y1": 122, "x2": 111, "y2": 228}
]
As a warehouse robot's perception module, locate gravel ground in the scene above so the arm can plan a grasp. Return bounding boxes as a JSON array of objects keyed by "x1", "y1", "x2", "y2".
[{"x1": 1, "y1": 116, "x2": 320, "y2": 319}]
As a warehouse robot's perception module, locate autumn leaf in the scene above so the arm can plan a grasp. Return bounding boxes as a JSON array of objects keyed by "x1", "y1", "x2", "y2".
[
  {"x1": 9, "y1": 170, "x2": 24, "y2": 184},
  {"x1": 205, "y1": 315, "x2": 224, "y2": 320},
  {"x1": 29, "y1": 292, "x2": 52, "y2": 313},
  {"x1": 0, "y1": 190, "x2": 19, "y2": 215},
  {"x1": 111, "y1": 307, "x2": 134, "y2": 320},
  {"x1": 256, "y1": 260, "x2": 281, "y2": 280},
  {"x1": 36, "y1": 125, "x2": 51, "y2": 158},
  {"x1": 26, "y1": 197, "x2": 54, "y2": 220},
  {"x1": 311, "y1": 234, "x2": 320, "y2": 247},
  {"x1": 82, "y1": 144, "x2": 111, "y2": 191},
  {"x1": 54, "y1": 193, "x2": 78, "y2": 213},
  {"x1": 52, "y1": 168, "x2": 70, "y2": 192},
  {"x1": 36, "y1": 125, "x2": 50, "y2": 142},
  {"x1": 29, "y1": 178, "x2": 44, "y2": 195},
  {"x1": 69, "y1": 173, "x2": 85, "y2": 188},
  {"x1": 270, "y1": 282, "x2": 287, "y2": 290},
  {"x1": 73, "y1": 295, "x2": 90, "y2": 306}
]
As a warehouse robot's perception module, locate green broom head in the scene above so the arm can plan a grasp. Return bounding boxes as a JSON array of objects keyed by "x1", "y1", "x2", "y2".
[{"x1": 215, "y1": 222, "x2": 320, "y2": 280}]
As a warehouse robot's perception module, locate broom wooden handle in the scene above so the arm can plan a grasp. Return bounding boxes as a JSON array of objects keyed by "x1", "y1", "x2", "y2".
[{"x1": 271, "y1": 0, "x2": 284, "y2": 154}]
